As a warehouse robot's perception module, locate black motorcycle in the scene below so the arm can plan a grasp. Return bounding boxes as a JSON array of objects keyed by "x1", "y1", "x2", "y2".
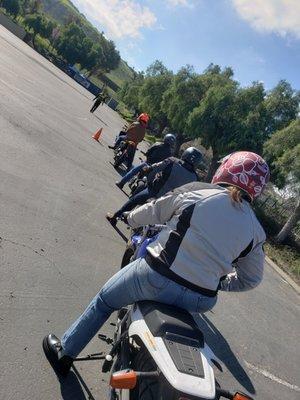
[{"x1": 114, "y1": 140, "x2": 136, "y2": 170}]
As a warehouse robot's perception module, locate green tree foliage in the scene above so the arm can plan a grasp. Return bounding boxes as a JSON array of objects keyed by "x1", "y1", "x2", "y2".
[
  {"x1": 188, "y1": 71, "x2": 267, "y2": 180},
  {"x1": 264, "y1": 119, "x2": 300, "y2": 242},
  {"x1": 24, "y1": 13, "x2": 57, "y2": 44},
  {"x1": 264, "y1": 80, "x2": 300, "y2": 135},
  {"x1": 86, "y1": 39, "x2": 120, "y2": 76},
  {"x1": 145, "y1": 60, "x2": 169, "y2": 77},
  {"x1": 264, "y1": 119, "x2": 300, "y2": 190},
  {"x1": 139, "y1": 60, "x2": 173, "y2": 133},
  {"x1": 1, "y1": 0, "x2": 20, "y2": 17},
  {"x1": 100, "y1": 38, "x2": 120, "y2": 73},
  {"x1": 119, "y1": 73, "x2": 144, "y2": 112},
  {"x1": 162, "y1": 65, "x2": 205, "y2": 149},
  {"x1": 120, "y1": 61, "x2": 299, "y2": 184},
  {"x1": 55, "y1": 23, "x2": 91, "y2": 66}
]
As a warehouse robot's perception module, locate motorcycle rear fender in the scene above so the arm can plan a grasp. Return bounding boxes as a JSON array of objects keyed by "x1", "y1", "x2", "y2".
[{"x1": 128, "y1": 305, "x2": 216, "y2": 399}]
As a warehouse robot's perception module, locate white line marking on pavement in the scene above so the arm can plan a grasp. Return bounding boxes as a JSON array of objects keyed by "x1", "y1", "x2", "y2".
[{"x1": 244, "y1": 361, "x2": 300, "y2": 392}]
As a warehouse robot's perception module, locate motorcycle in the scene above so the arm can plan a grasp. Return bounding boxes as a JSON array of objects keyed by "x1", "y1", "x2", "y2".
[
  {"x1": 98, "y1": 225, "x2": 254, "y2": 400},
  {"x1": 114, "y1": 140, "x2": 137, "y2": 170},
  {"x1": 128, "y1": 170, "x2": 148, "y2": 198}
]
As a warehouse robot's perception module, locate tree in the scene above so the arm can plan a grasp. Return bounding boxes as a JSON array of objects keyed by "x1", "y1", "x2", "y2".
[
  {"x1": 119, "y1": 73, "x2": 144, "y2": 112},
  {"x1": 264, "y1": 80, "x2": 300, "y2": 135},
  {"x1": 86, "y1": 39, "x2": 120, "y2": 76},
  {"x1": 188, "y1": 74, "x2": 267, "y2": 181},
  {"x1": 84, "y1": 45, "x2": 102, "y2": 74},
  {"x1": 162, "y1": 65, "x2": 205, "y2": 153},
  {"x1": 24, "y1": 13, "x2": 56, "y2": 45},
  {"x1": 146, "y1": 60, "x2": 169, "y2": 77},
  {"x1": 100, "y1": 39, "x2": 120, "y2": 72},
  {"x1": 55, "y1": 23, "x2": 91, "y2": 66},
  {"x1": 264, "y1": 119, "x2": 300, "y2": 243},
  {"x1": 1, "y1": 0, "x2": 20, "y2": 17},
  {"x1": 139, "y1": 61, "x2": 173, "y2": 133}
]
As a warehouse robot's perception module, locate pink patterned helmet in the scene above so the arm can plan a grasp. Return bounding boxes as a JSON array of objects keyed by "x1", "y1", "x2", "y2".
[{"x1": 212, "y1": 151, "x2": 270, "y2": 201}]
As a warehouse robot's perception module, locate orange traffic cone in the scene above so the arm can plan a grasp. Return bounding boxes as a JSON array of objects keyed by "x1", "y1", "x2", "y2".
[{"x1": 92, "y1": 128, "x2": 102, "y2": 142}]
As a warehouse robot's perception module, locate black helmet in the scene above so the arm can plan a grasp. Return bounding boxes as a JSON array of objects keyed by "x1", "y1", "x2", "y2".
[
  {"x1": 181, "y1": 147, "x2": 203, "y2": 168},
  {"x1": 163, "y1": 133, "x2": 176, "y2": 146}
]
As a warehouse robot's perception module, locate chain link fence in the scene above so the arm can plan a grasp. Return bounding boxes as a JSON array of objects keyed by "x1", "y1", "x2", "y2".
[{"x1": 256, "y1": 193, "x2": 300, "y2": 243}]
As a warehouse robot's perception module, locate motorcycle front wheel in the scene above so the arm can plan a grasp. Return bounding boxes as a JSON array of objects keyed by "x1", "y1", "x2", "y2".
[{"x1": 121, "y1": 246, "x2": 135, "y2": 268}]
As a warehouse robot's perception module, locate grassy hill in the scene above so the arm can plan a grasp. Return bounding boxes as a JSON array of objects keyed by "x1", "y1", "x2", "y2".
[{"x1": 40, "y1": 0, "x2": 135, "y2": 90}]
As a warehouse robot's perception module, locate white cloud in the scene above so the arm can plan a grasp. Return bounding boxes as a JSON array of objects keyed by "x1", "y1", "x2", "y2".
[
  {"x1": 166, "y1": 0, "x2": 195, "y2": 8},
  {"x1": 231, "y1": 0, "x2": 300, "y2": 39},
  {"x1": 73, "y1": 0, "x2": 157, "y2": 39},
  {"x1": 167, "y1": 0, "x2": 189, "y2": 5}
]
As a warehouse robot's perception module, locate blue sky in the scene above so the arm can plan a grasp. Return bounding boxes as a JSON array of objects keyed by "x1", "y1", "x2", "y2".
[{"x1": 71, "y1": 0, "x2": 300, "y2": 90}]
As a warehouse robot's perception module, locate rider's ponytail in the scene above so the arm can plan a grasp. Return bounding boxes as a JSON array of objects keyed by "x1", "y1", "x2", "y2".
[{"x1": 227, "y1": 186, "x2": 244, "y2": 204}]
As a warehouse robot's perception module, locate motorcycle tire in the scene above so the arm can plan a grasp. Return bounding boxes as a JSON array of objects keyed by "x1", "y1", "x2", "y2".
[
  {"x1": 114, "y1": 153, "x2": 126, "y2": 168},
  {"x1": 121, "y1": 246, "x2": 135, "y2": 268},
  {"x1": 131, "y1": 346, "x2": 176, "y2": 400}
]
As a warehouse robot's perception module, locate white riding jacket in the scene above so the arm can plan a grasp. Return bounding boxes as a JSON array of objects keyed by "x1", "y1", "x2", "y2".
[{"x1": 127, "y1": 182, "x2": 266, "y2": 297}]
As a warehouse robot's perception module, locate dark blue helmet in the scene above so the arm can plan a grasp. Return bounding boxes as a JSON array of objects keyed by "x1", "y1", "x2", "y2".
[
  {"x1": 181, "y1": 147, "x2": 203, "y2": 168},
  {"x1": 163, "y1": 133, "x2": 176, "y2": 146}
]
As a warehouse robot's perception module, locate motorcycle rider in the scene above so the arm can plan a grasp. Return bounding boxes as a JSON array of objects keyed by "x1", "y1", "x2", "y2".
[
  {"x1": 115, "y1": 133, "x2": 176, "y2": 190},
  {"x1": 43, "y1": 151, "x2": 270, "y2": 377},
  {"x1": 109, "y1": 113, "x2": 149, "y2": 171},
  {"x1": 106, "y1": 147, "x2": 202, "y2": 226}
]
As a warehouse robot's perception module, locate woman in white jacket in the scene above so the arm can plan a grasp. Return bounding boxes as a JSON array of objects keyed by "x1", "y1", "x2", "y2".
[{"x1": 43, "y1": 151, "x2": 270, "y2": 376}]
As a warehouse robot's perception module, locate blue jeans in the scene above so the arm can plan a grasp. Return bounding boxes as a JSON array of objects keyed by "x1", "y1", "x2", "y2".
[
  {"x1": 114, "y1": 188, "x2": 152, "y2": 218},
  {"x1": 119, "y1": 162, "x2": 148, "y2": 186},
  {"x1": 61, "y1": 258, "x2": 217, "y2": 358}
]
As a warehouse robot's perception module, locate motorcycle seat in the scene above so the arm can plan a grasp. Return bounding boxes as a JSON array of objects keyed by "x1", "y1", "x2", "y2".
[{"x1": 137, "y1": 301, "x2": 204, "y2": 346}]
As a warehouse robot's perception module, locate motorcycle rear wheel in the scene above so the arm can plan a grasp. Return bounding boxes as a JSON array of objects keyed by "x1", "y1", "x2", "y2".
[{"x1": 114, "y1": 152, "x2": 126, "y2": 168}]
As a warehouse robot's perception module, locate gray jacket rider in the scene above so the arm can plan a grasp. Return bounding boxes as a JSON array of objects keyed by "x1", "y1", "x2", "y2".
[{"x1": 127, "y1": 182, "x2": 266, "y2": 297}]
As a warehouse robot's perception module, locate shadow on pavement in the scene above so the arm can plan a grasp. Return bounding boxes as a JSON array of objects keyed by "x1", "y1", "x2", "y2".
[
  {"x1": 108, "y1": 161, "x2": 127, "y2": 177},
  {"x1": 59, "y1": 367, "x2": 96, "y2": 400},
  {"x1": 197, "y1": 314, "x2": 256, "y2": 395}
]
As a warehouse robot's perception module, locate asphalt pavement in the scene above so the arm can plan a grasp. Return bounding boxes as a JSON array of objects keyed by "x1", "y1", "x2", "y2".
[{"x1": 0, "y1": 25, "x2": 299, "y2": 400}]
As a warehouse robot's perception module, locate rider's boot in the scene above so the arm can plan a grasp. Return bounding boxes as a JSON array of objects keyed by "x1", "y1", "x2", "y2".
[
  {"x1": 106, "y1": 213, "x2": 117, "y2": 226},
  {"x1": 42, "y1": 334, "x2": 73, "y2": 377},
  {"x1": 115, "y1": 181, "x2": 124, "y2": 190}
]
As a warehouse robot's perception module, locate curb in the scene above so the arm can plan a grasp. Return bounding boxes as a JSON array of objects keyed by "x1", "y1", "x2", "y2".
[{"x1": 265, "y1": 256, "x2": 300, "y2": 295}]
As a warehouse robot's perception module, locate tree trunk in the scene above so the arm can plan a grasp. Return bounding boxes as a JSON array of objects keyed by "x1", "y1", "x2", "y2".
[
  {"x1": 206, "y1": 152, "x2": 219, "y2": 182},
  {"x1": 275, "y1": 198, "x2": 300, "y2": 243}
]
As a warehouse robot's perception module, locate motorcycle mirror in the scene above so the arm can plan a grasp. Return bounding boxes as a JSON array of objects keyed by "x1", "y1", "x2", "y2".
[
  {"x1": 233, "y1": 393, "x2": 254, "y2": 400},
  {"x1": 110, "y1": 370, "x2": 137, "y2": 389}
]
